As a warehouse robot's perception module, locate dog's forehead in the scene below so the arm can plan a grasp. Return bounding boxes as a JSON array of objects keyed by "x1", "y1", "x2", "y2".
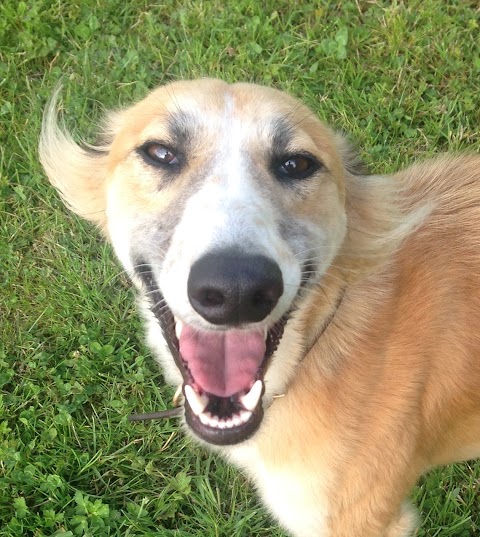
[
  {"x1": 145, "y1": 79, "x2": 306, "y2": 122},
  {"x1": 107, "y1": 79, "x2": 343, "y2": 180},
  {"x1": 117, "y1": 80, "x2": 326, "y2": 150}
]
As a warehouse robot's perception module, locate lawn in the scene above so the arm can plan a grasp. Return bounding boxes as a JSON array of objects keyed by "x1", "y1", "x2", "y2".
[{"x1": 1, "y1": 1, "x2": 479, "y2": 535}]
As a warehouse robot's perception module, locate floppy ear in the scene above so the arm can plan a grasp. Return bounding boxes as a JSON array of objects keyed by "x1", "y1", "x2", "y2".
[
  {"x1": 333, "y1": 132, "x2": 430, "y2": 276},
  {"x1": 332, "y1": 132, "x2": 368, "y2": 176},
  {"x1": 39, "y1": 88, "x2": 117, "y2": 232}
]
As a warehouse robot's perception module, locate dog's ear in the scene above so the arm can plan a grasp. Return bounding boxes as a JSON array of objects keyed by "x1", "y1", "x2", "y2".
[
  {"x1": 333, "y1": 133, "x2": 368, "y2": 177},
  {"x1": 39, "y1": 88, "x2": 120, "y2": 232},
  {"x1": 333, "y1": 132, "x2": 431, "y2": 276}
]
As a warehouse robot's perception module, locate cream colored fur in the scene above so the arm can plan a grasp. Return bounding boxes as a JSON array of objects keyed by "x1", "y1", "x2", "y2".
[{"x1": 39, "y1": 79, "x2": 480, "y2": 537}]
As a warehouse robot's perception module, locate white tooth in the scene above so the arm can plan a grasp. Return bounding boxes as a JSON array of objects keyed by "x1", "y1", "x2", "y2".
[
  {"x1": 232, "y1": 414, "x2": 242, "y2": 427},
  {"x1": 199, "y1": 411, "x2": 211, "y2": 425},
  {"x1": 208, "y1": 415, "x2": 219, "y2": 428},
  {"x1": 240, "y1": 410, "x2": 252, "y2": 423},
  {"x1": 225, "y1": 419, "x2": 234, "y2": 428},
  {"x1": 175, "y1": 320, "x2": 183, "y2": 339},
  {"x1": 217, "y1": 419, "x2": 227, "y2": 429},
  {"x1": 184, "y1": 385, "x2": 208, "y2": 416},
  {"x1": 172, "y1": 384, "x2": 183, "y2": 406},
  {"x1": 239, "y1": 380, "x2": 263, "y2": 411}
]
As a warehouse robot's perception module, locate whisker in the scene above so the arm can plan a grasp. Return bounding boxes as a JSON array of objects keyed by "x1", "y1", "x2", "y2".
[
  {"x1": 306, "y1": 252, "x2": 383, "y2": 259},
  {"x1": 315, "y1": 284, "x2": 335, "y2": 309},
  {"x1": 289, "y1": 110, "x2": 317, "y2": 130},
  {"x1": 133, "y1": 260, "x2": 167, "y2": 271},
  {"x1": 348, "y1": 215, "x2": 400, "y2": 224},
  {"x1": 152, "y1": 304, "x2": 172, "y2": 319},
  {"x1": 346, "y1": 226, "x2": 390, "y2": 239},
  {"x1": 285, "y1": 102, "x2": 304, "y2": 122},
  {"x1": 328, "y1": 265, "x2": 362, "y2": 274},
  {"x1": 144, "y1": 286, "x2": 166, "y2": 298},
  {"x1": 335, "y1": 252, "x2": 384, "y2": 258},
  {"x1": 148, "y1": 298, "x2": 169, "y2": 312},
  {"x1": 301, "y1": 271, "x2": 349, "y2": 286},
  {"x1": 293, "y1": 247, "x2": 322, "y2": 258}
]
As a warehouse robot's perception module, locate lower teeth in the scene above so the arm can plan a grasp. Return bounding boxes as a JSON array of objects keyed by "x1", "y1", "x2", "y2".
[
  {"x1": 184, "y1": 381, "x2": 261, "y2": 429},
  {"x1": 198, "y1": 409, "x2": 253, "y2": 429}
]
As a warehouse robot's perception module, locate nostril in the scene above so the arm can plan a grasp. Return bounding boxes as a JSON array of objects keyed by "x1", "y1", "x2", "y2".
[
  {"x1": 198, "y1": 288, "x2": 225, "y2": 308},
  {"x1": 252, "y1": 291, "x2": 266, "y2": 307},
  {"x1": 252, "y1": 289, "x2": 276, "y2": 309}
]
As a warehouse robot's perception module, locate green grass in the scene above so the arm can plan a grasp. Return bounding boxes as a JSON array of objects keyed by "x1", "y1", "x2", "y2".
[{"x1": 1, "y1": 0, "x2": 479, "y2": 535}]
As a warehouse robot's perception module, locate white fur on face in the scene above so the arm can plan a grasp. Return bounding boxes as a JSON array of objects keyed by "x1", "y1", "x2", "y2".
[
  {"x1": 101, "y1": 86, "x2": 348, "y2": 408},
  {"x1": 159, "y1": 98, "x2": 302, "y2": 330},
  {"x1": 106, "y1": 176, "x2": 135, "y2": 273}
]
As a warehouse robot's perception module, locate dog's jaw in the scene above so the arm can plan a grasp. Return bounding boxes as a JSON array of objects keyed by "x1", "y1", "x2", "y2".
[
  {"x1": 135, "y1": 260, "x2": 293, "y2": 445},
  {"x1": 139, "y1": 270, "x2": 310, "y2": 447}
]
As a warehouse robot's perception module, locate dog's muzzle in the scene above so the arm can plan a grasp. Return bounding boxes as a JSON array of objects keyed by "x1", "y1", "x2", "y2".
[
  {"x1": 174, "y1": 249, "x2": 285, "y2": 444},
  {"x1": 133, "y1": 248, "x2": 289, "y2": 445}
]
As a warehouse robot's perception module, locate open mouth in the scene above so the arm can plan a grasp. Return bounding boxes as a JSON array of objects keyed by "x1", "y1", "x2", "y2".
[
  {"x1": 166, "y1": 311, "x2": 288, "y2": 445},
  {"x1": 135, "y1": 262, "x2": 289, "y2": 445}
]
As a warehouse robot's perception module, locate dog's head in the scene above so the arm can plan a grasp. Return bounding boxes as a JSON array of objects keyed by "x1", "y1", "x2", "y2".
[{"x1": 40, "y1": 79, "x2": 393, "y2": 446}]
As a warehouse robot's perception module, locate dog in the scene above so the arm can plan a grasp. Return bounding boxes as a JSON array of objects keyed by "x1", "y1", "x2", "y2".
[{"x1": 39, "y1": 79, "x2": 480, "y2": 537}]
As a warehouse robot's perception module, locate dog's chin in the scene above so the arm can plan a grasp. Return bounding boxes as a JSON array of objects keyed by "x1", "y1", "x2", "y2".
[
  {"x1": 184, "y1": 397, "x2": 265, "y2": 446},
  {"x1": 161, "y1": 308, "x2": 289, "y2": 446}
]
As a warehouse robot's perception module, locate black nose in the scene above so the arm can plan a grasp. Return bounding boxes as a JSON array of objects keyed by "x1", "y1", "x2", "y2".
[{"x1": 187, "y1": 250, "x2": 284, "y2": 325}]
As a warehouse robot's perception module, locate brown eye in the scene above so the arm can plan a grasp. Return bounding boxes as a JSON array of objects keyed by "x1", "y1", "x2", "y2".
[
  {"x1": 277, "y1": 154, "x2": 320, "y2": 181},
  {"x1": 140, "y1": 142, "x2": 179, "y2": 166}
]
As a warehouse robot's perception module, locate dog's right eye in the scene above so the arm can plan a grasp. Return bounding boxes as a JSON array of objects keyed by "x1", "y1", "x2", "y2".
[{"x1": 139, "y1": 142, "x2": 179, "y2": 166}]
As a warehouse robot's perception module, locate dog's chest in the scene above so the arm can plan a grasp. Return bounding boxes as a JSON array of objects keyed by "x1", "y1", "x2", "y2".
[{"x1": 228, "y1": 445, "x2": 331, "y2": 537}]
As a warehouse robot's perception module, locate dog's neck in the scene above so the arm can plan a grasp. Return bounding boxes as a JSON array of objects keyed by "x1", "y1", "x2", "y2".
[{"x1": 304, "y1": 284, "x2": 348, "y2": 358}]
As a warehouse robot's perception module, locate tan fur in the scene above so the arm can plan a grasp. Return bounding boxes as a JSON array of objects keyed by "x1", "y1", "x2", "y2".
[
  {"x1": 251, "y1": 154, "x2": 480, "y2": 536},
  {"x1": 39, "y1": 79, "x2": 480, "y2": 537}
]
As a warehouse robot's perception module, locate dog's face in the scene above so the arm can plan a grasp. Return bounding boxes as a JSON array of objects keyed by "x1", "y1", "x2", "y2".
[{"x1": 40, "y1": 79, "x2": 349, "y2": 445}]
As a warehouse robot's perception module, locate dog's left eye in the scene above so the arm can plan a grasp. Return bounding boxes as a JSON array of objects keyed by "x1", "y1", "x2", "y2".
[
  {"x1": 277, "y1": 154, "x2": 320, "y2": 181},
  {"x1": 139, "y1": 142, "x2": 179, "y2": 166}
]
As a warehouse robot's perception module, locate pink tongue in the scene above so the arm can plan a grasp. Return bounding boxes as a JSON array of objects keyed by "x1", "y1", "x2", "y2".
[{"x1": 178, "y1": 326, "x2": 266, "y2": 397}]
